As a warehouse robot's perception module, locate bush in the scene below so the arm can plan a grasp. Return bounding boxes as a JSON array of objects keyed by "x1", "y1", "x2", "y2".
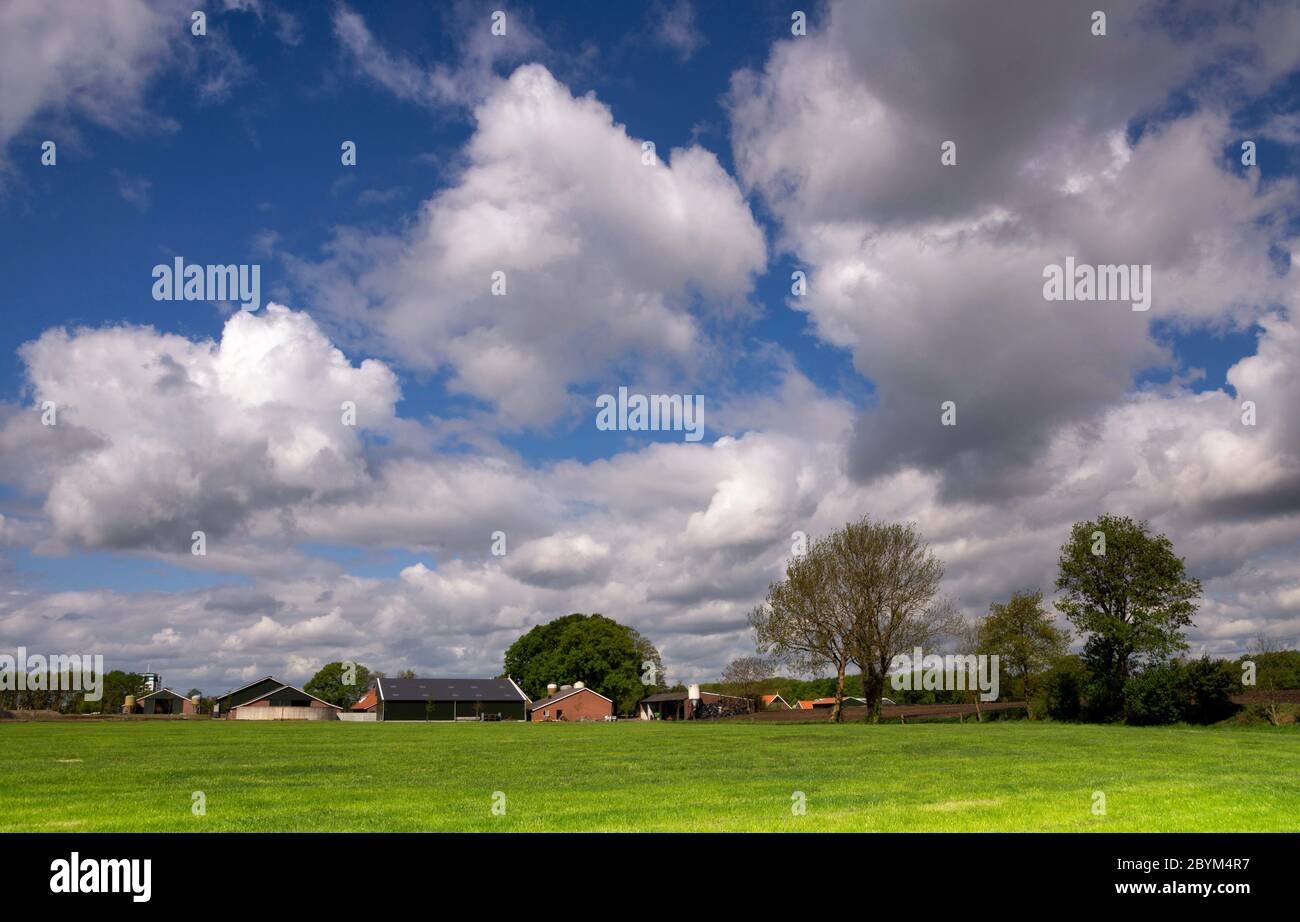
[
  {"x1": 1034, "y1": 657, "x2": 1086, "y2": 721},
  {"x1": 1182, "y1": 657, "x2": 1237, "y2": 724},
  {"x1": 1235, "y1": 702, "x2": 1297, "y2": 726},
  {"x1": 1121, "y1": 658, "x2": 1239, "y2": 726},
  {"x1": 1123, "y1": 664, "x2": 1185, "y2": 726},
  {"x1": 1082, "y1": 678, "x2": 1126, "y2": 723}
]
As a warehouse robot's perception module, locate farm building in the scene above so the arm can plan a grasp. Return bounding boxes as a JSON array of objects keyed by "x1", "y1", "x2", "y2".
[
  {"x1": 352, "y1": 686, "x2": 378, "y2": 712},
  {"x1": 797, "y1": 697, "x2": 836, "y2": 710},
  {"x1": 795, "y1": 696, "x2": 895, "y2": 709},
  {"x1": 760, "y1": 694, "x2": 793, "y2": 710},
  {"x1": 637, "y1": 685, "x2": 752, "y2": 720},
  {"x1": 529, "y1": 682, "x2": 614, "y2": 721},
  {"x1": 128, "y1": 688, "x2": 198, "y2": 715},
  {"x1": 841, "y1": 696, "x2": 895, "y2": 707},
  {"x1": 374, "y1": 676, "x2": 530, "y2": 721},
  {"x1": 213, "y1": 676, "x2": 342, "y2": 720}
]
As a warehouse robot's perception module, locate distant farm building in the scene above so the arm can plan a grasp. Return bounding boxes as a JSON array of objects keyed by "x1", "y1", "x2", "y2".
[
  {"x1": 529, "y1": 682, "x2": 614, "y2": 721},
  {"x1": 797, "y1": 697, "x2": 832, "y2": 709},
  {"x1": 373, "y1": 676, "x2": 530, "y2": 721},
  {"x1": 638, "y1": 684, "x2": 752, "y2": 720},
  {"x1": 352, "y1": 686, "x2": 378, "y2": 712},
  {"x1": 128, "y1": 688, "x2": 198, "y2": 715},
  {"x1": 760, "y1": 694, "x2": 793, "y2": 710},
  {"x1": 796, "y1": 696, "x2": 894, "y2": 710},
  {"x1": 214, "y1": 676, "x2": 342, "y2": 720}
]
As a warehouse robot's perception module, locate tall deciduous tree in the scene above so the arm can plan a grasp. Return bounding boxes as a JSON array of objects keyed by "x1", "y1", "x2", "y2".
[
  {"x1": 503, "y1": 613, "x2": 664, "y2": 715},
  {"x1": 1055, "y1": 515, "x2": 1201, "y2": 717},
  {"x1": 979, "y1": 590, "x2": 1070, "y2": 704},
  {"x1": 305, "y1": 661, "x2": 374, "y2": 708},
  {"x1": 101, "y1": 671, "x2": 146, "y2": 715},
  {"x1": 840, "y1": 520, "x2": 953, "y2": 722},
  {"x1": 752, "y1": 518, "x2": 952, "y2": 722},
  {"x1": 953, "y1": 614, "x2": 989, "y2": 721},
  {"x1": 751, "y1": 534, "x2": 854, "y2": 721}
]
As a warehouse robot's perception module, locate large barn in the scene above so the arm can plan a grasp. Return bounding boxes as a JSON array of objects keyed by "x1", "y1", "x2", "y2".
[
  {"x1": 213, "y1": 676, "x2": 342, "y2": 720},
  {"x1": 374, "y1": 676, "x2": 530, "y2": 721}
]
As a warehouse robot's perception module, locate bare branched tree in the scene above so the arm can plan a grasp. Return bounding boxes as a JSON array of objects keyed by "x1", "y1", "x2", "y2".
[
  {"x1": 1252, "y1": 633, "x2": 1285, "y2": 728},
  {"x1": 720, "y1": 655, "x2": 775, "y2": 707},
  {"x1": 750, "y1": 535, "x2": 855, "y2": 721},
  {"x1": 752, "y1": 518, "x2": 953, "y2": 723},
  {"x1": 840, "y1": 519, "x2": 956, "y2": 722},
  {"x1": 953, "y1": 614, "x2": 987, "y2": 722}
]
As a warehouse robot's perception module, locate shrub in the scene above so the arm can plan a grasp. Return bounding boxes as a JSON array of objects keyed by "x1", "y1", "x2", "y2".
[
  {"x1": 1232, "y1": 703, "x2": 1297, "y2": 726},
  {"x1": 1034, "y1": 656, "x2": 1086, "y2": 721},
  {"x1": 1182, "y1": 656, "x2": 1238, "y2": 724},
  {"x1": 1123, "y1": 664, "x2": 1185, "y2": 726},
  {"x1": 1082, "y1": 677, "x2": 1126, "y2": 723}
]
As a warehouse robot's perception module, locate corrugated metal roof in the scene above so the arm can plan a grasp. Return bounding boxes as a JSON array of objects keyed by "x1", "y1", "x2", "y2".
[{"x1": 377, "y1": 677, "x2": 526, "y2": 702}]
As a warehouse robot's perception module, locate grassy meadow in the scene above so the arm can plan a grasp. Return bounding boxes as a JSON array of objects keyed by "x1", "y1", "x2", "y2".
[{"x1": 1, "y1": 719, "x2": 1296, "y2": 832}]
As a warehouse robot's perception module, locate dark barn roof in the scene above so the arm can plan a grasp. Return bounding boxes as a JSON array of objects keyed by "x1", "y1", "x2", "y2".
[
  {"x1": 214, "y1": 675, "x2": 282, "y2": 704},
  {"x1": 377, "y1": 677, "x2": 528, "y2": 703},
  {"x1": 639, "y1": 691, "x2": 690, "y2": 703},
  {"x1": 213, "y1": 676, "x2": 341, "y2": 710},
  {"x1": 137, "y1": 687, "x2": 189, "y2": 701},
  {"x1": 235, "y1": 682, "x2": 341, "y2": 710}
]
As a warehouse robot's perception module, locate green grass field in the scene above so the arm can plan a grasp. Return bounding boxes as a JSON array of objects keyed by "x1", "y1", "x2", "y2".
[{"x1": 1, "y1": 720, "x2": 1296, "y2": 831}]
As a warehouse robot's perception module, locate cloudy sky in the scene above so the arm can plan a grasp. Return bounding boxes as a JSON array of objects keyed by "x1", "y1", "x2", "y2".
[{"x1": 2, "y1": 0, "x2": 1298, "y2": 695}]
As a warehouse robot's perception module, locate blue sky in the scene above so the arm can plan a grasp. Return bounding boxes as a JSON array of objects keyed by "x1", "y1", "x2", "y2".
[
  {"x1": 1, "y1": 0, "x2": 1298, "y2": 692},
  {"x1": 2, "y1": 0, "x2": 865, "y2": 450}
]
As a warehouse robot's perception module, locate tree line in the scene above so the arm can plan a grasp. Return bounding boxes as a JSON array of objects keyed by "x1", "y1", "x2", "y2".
[
  {"x1": 0, "y1": 671, "x2": 206, "y2": 715},
  {"x1": 740, "y1": 513, "x2": 1294, "y2": 726}
]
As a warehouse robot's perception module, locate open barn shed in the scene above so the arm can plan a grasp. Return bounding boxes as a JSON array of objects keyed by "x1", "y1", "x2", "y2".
[
  {"x1": 638, "y1": 685, "x2": 752, "y2": 720},
  {"x1": 130, "y1": 688, "x2": 197, "y2": 715}
]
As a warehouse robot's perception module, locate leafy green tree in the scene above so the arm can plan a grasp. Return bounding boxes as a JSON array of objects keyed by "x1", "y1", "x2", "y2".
[
  {"x1": 503, "y1": 613, "x2": 665, "y2": 715},
  {"x1": 1055, "y1": 515, "x2": 1201, "y2": 719},
  {"x1": 304, "y1": 662, "x2": 373, "y2": 708},
  {"x1": 101, "y1": 671, "x2": 146, "y2": 714},
  {"x1": 1241, "y1": 647, "x2": 1300, "y2": 689},
  {"x1": 630, "y1": 627, "x2": 667, "y2": 691},
  {"x1": 979, "y1": 590, "x2": 1070, "y2": 704}
]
